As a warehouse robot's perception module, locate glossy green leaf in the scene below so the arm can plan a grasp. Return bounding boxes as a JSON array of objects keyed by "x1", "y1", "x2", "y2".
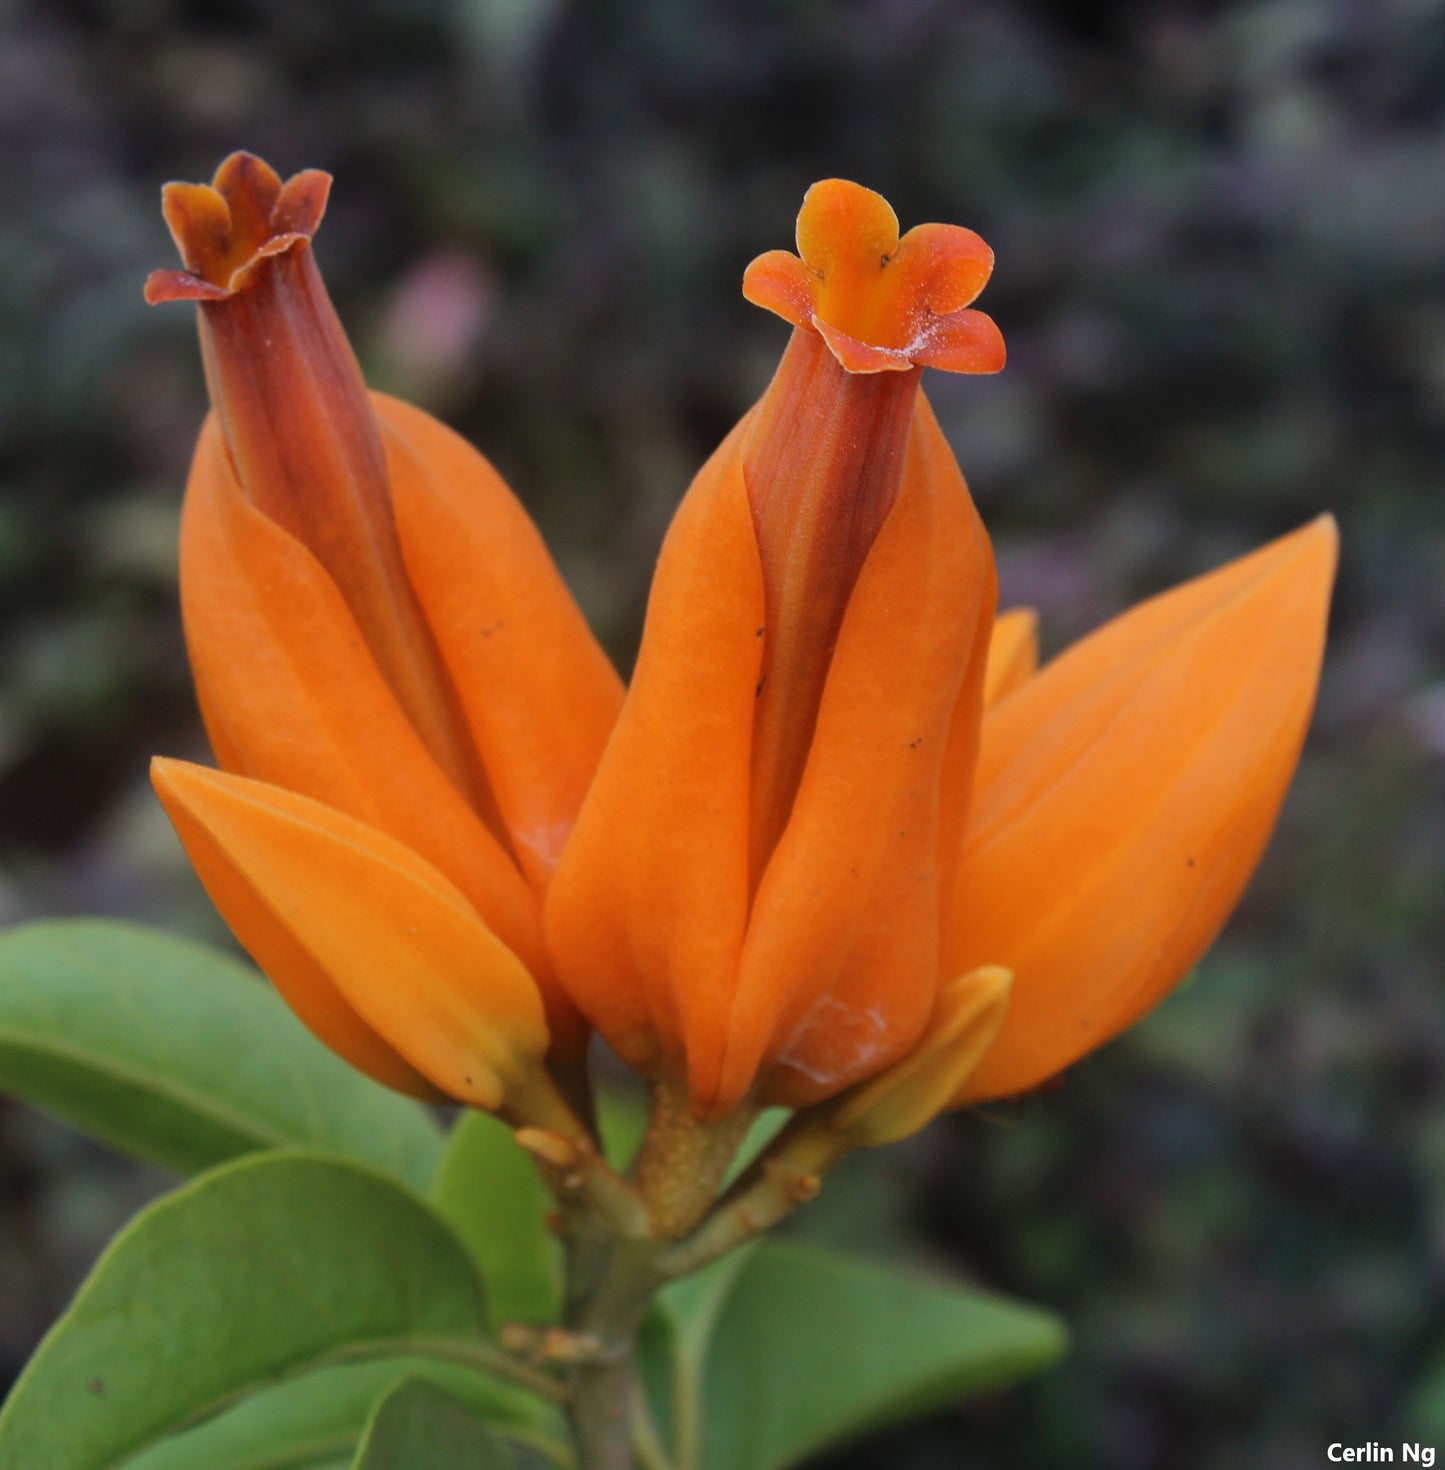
[
  {"x1": 643, "y1": 1247, "x2": 758, "y2": 1466},
  {"x1": 122, "y1": 1358, "x2": 558, "y2": 1470},
  {"x1": 699, "y1": 1240, "x2": 1067, "y2": 1470},
  {"x1": 0, "y1": 1152, "x2": 494, "y2": 1470},
  {"x1": 432, "y1": 1111, "x2": 563, "y2": 1325},
  {"x1": 0, "y1": 920, "x2": 442, "y2": 1189},
  {"x1": 351, "y1": 1378, "x2": 518, "y2": 1468}
]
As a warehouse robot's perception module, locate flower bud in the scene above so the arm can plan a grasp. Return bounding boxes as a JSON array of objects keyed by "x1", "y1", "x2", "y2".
[
  {"x1": 948, "y1": 516, "x2": 1337, "y2": 1102},
  {"x1": 148, "y1": 152, "x2": 475, "y2": 794}
]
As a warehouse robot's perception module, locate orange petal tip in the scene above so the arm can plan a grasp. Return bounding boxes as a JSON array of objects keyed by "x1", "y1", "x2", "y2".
[
  {"x1": 744, "y1": 178, "x2": 1004, "y2": 376},
  {"x1": 146, "y1": 151, "x2": 332, "y2": 303},
  {"x1": 151, "y1": 756, "x2": 551, "y2": 1110}
]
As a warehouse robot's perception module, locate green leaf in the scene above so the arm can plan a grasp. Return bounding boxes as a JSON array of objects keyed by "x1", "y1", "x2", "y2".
[
  {"x1": 351, "y1": 1378, "x2": 519, "y2": 1469},
  {"x1": 643, "y1": 1247, "x2": 758, "y2": 1465},
  {"x1": 0, "y1": 920, "x2": 442, "y2": 1188},
  {"x1": 722, "y1": 1109, "x2": 790, "y2": 1189},
  {"x1": 432, "y1": 1111, "x2": 563, "y2": 1325},
  {"x1": 121, "y1": 1359, "x2": 557, "y2": 1470},
  {"x1": 698, "y1": 1240, "x2": 1067, "y2": 1470},
  {"x1": 596, "y1": 1080, "x2": 649, "y2": 1171},
  {"x1": 0, "y1": 1152, "x2": 499, "y2": 1470}
]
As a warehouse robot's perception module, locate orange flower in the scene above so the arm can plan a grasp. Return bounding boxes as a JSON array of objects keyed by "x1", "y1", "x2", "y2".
[
  {"x1": 147, "y1": 153, "x2": 622, "y2": 1110},
  {"x1": 547, "y1": 181, "x2": 1005, "y2": 1116},
  {"x1": 547, "y1": 179, "x2": 1335, "y2": 1125},
  {"x1": 150, "y1": 161, "x2": 1335, "y2": 1136}
]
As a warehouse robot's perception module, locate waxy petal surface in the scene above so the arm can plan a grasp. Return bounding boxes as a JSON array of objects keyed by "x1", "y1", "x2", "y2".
[
  {"x1": 179, "y1": 417, "x2": 549, "y2": 986},
  {"x1": 379, "y1": 394, "x2": 624, "y2": 890},
  {"x1": 947, "y1": 517, "x2": 1337, "y2": 1102},
  {"x1": 153, "y1": 760, "x2": 550, "y2": 1109},
  {"x1": 545, "y1": 418, "x2": 764, "y2": 1077}
]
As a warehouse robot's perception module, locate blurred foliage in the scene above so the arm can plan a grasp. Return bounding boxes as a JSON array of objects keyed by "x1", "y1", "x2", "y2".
[{"x1": 1, "y1": 0, "x2": 1443, "y2": 1465}]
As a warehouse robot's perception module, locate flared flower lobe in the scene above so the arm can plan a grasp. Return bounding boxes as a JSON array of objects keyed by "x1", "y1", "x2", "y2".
[
  {"x1": 743, "y1": 179, "x2": 1005, "y2": 375},
  {"x1": 948, "y1": 516, "x2": 1338, "y2": 1103},
  {"x1": 145, "y1": 151, "x2": 330, "y2": 304}
]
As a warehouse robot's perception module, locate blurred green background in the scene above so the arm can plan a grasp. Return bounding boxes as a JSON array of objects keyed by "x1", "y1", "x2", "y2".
[{"x1": 2, "y1": 0, "x2": 1444, "y2": 1465}]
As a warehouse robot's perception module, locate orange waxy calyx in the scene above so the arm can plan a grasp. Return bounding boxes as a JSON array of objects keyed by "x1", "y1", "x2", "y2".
[{"x1": 743, "y1": 179, "x2": 1006, "y2": 375}]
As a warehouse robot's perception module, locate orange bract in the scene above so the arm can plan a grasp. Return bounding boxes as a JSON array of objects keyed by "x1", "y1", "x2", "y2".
[
  {"x1": 983, "y1": 609, "x2": 1040, "y2": 708},
  {"x1": 153, "y1": 759, "x2": 549, "y2": 1110}
]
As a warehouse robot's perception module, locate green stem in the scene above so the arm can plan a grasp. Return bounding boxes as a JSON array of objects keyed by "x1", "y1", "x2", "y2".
[
  {"x1": 671, "y1": 1344, "x2": 703, "y2": 1470},
  {"x1": 564, "y1": 1242, "x2": 661, "y2": 1469},
  {"x1": 633, "y1": 1077, "x2": 758, "y2": 1240},
  {"x1": 658, "y1": 1117, "x2": 838, "y2": 1279},
  {"x1": 569, "y1": 1353, "x2": 637, "y2": 1470}
]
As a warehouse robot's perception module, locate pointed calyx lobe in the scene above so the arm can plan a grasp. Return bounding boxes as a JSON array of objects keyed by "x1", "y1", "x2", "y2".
[{"x1": 546, "y1": 181, "x2": 1001, "y2": 1115}]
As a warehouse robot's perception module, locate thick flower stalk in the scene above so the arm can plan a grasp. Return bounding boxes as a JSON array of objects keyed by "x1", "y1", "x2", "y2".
[{"x1": 148, "y1": 156, "x2": 1336, "y2": 1469}]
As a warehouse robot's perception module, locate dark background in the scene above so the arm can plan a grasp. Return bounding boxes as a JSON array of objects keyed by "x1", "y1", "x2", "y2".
[{"x1": 3, "y1": 1, "x2": 1445, "y2": 1466}]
